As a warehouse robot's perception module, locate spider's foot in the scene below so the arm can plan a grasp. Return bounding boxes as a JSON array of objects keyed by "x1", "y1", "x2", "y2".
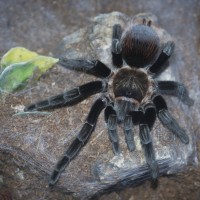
[
  {"x1": 163, "y1": 41, "x2": 175, "y2": 56},
  {"x1": 177, "y1": 129, "x2": 189, "y2": 144},
  {"x1": 186, "y1": 97, "x2": 194, "y2": 106},
  {"x1": 49, "y1": 170, "x2": 60, "y2": 187},
  {"x1": 24, "y1": 104, "x2": 37, "y2": 112},
  {"x1": 177, "y1": 83, "x2": 194, "y2": 106},
  {"x1": 180, "y1": 95, "x2": 194, "y2": 107},
  {"x1": 126, "y1": 139, "x2": 136, "y2": 152},
  {"x1": 149, "y1": 160, "x2": 159, "y2": 180},
  {"x1": 112, "y1": 142, "x2": 121, "y2": 155}
]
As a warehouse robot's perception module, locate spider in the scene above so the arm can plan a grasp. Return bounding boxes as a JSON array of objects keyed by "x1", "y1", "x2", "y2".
[{"x1": 24, "y1": 18, "x2": 194, "y2": 186}]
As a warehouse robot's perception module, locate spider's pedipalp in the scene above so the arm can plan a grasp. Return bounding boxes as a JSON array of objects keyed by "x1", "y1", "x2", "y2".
[
  {"x1": 49, "y1": 97, "x2": 108, "y2": 186},
  {"x1": 153, "y1": 95, "x2": 189, "y2": 144},
  {"x1": 59, "y1": 58, "x2": 111, "y2": 78},
  {"x1": 123, "y1": 115, "x2": 135, "y2": 151},
  {"x1": 149, "y1": 41, "x2": 175, "y2": 75},
  {"x1": 157, "y1": 81, "x2": 194, "y2": 106},
  {"x1": 139, "y1": 105, "x2": 158, "y2": 180},
  {"x1": 24, "y1": 81, "x2": 107, "y2": 111},
  {"x1": 105, "y1": 105, "x2": 120, "y2": 155}
]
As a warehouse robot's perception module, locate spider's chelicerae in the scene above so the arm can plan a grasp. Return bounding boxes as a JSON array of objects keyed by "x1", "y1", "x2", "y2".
[{"x1": 24, "y1": 18, "x2": 194, "y2": 186}]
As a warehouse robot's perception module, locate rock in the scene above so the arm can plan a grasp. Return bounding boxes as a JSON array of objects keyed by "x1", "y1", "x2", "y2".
[
  {"x1": 0, "y1": 12, "x2": 196, "y2": 199},
  {"x1": 53, "y1": 12, "x2": 196, "y2": 198}
]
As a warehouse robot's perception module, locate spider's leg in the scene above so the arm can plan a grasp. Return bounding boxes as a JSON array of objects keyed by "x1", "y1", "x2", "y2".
[
  {"x1": 149, "y1": 41, "x2": 175, "y2": 75},
  {"x1": 112, "y1": 24, "x2": 123, "y2": 68},
  {"x1": 24, "y1": 80, "x2": 107, "y2": 111},
  {"x1": 105, "y1": 105, "x2": 120, "y2": 155},
  {"x1": 126, "y1": 110, "x2": 144, "y2": 151},
  {"x1": 59, "y1": 58, "x2": 111, "y2": 78},
  {"x1": 49, "y1": 97, "x2": 108, "y2": 186},
  {"x1": 157, "y1": 81, "x2": 194, "y2": 106},
  {"x1": 139, "y1": 104, "x2": 158, "y2": 180},
  {"x1": 153, "y1": 94, "x2": 189, "y2": 144},
  {"x1": 123, "y1": 115, "x2": 135, "y2": 152}
]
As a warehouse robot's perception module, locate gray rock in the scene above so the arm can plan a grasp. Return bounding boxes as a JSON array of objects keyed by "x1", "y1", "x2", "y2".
[{"x1": 53, "y1": 12, "x2": 195, "y2": 198}]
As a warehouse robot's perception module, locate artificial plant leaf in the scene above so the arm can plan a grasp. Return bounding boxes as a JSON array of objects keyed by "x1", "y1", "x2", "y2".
[
  {"x1": 0, "y1": 48, "x2": 59, "y2": 93},
  {"x1": 0, "y1": 47, "x2": 38, "y2": 68}
]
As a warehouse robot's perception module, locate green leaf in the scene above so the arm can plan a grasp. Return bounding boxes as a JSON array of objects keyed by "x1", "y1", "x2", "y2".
[
  {"x1": 0, "y1": 47, "x2": 38, "y2": 68},
  {"x1": 0, "y1": 47, "x2": 59, "y2": 93}
]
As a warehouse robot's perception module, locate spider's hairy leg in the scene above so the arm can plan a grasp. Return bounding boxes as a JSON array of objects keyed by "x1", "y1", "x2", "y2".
[
  {"x1": 139, "y1": 104, "x2": 158, "y2": 180},
  {"x1": 153, "y1": 95, "x2": 189, "y2": 144},
  {"x1": 112, "y1": 24, "x2": 123, "y2": 68},
  {"x1": 24, "y1": 81, "x2": 107, "y2": 111},
  {"x1": 149, "y1": 41, "x2": 175, "y2": 75},
  {"x1": 157, "y1": 81, "x2": 194, "y2": 106},
  {"x1": 104, "y1": 105, "x2": 120, "y2": 155},
  {"x1": 125, "y1": 110, "x2": 144, "y2": 151},
  {"x1": 49, "y1": 97, "x2": 109, "y2": 186},
  {"x1": 123, "y1": 115, "x2": 135, "y2": 152},
  {"x1": 58, "y1": 59, "x2": 111, "y2": 78}
]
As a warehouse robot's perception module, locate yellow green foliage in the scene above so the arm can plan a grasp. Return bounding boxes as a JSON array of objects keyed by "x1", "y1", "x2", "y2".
[{"x1": 0, "y1": 47, "x2": 58, "y2": 93}]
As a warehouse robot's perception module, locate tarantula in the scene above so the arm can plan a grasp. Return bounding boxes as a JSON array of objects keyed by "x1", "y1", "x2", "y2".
[{"x1": 24, "y1": 18, "x2": 193, "y2": 186}]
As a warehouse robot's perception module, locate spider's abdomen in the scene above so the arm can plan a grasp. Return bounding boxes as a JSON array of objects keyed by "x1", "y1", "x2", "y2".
[
  {"x1": 121, "y1": 24, "x2": 160, "y2": 68},
  {"x1": 113, "y1": 68, "x2": 149, "y2": 103}
]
